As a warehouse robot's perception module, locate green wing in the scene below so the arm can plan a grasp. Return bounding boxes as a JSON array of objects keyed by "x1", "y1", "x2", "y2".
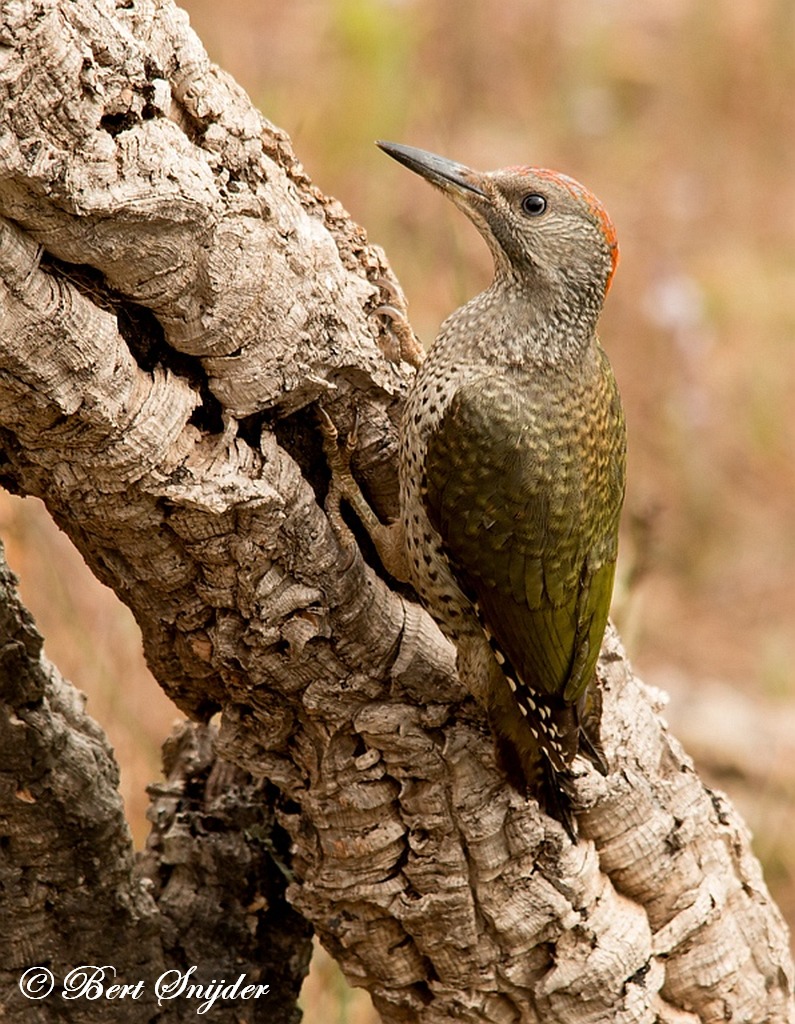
[{"x1": 424, "y1": 367, "x2": 624, "y2": 715}]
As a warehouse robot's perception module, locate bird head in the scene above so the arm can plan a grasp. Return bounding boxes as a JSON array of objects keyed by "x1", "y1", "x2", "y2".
[{"x1": 377, "y1": 141, "x2": 619, "y2": 316}]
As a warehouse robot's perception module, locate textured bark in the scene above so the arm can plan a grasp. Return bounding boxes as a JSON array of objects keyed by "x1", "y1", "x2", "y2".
[
  {"x1": 139, "y1": 719, "x2": 313, "y2": 1023},
  {"x1": 0, "y1": 1, "x2": 792, "y2": 1023},
  {"x1": 0, "y1": 540, "x2": 311, "y2": 1022},
  {"x1": 0, "y1": 540, "x2": 164, "y2": 1022}
]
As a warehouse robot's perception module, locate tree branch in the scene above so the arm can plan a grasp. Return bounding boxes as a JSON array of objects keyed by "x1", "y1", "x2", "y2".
[
  {"x1": 0, "y1": 539, "x2": 312, "y2": 1022},
  {"x1": 0, "y1": 1, "x2": 791, "y2": 1021},
  {"x1": 0, "y1": 539, "x2": 164, "y2": 1021}
]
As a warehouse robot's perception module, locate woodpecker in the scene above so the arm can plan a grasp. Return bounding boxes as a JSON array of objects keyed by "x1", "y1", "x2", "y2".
[{"x1": 378, "y1": 142, "x2": 626, "y2": 838}]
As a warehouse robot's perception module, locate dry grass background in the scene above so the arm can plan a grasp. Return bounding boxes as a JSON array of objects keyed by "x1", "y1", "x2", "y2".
[{"x1": 3, "y1": 2, "x2": 795, "y2": 1020}]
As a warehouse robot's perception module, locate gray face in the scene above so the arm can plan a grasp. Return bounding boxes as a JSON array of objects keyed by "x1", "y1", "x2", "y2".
[
  {"x1": 377, "y1": 142, "x2": 619, "y2": 304},
  {"x1": 456, "y1": 168, "x2": 618, "y2": 301}
]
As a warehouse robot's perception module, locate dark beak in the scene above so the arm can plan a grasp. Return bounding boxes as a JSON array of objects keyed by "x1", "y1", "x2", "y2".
[{"x1": 376, "y1": 141, "x2": 487, "y2": 197}]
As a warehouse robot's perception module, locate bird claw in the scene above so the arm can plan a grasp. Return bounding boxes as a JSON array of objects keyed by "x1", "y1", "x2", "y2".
[
  {"x1": 318, "y1": 405, "x2": 359, "y2": 477},
  {"x1": 317, "y1": 403, "x2": 410, "y2": 584},
  {"x1": 317, "y1": 405, "x2": 358, "y2": 550},
  {"x1": 316, "y1": 403, "x2": 337, "y2": 443},
  {"x1": 371, "y1": 276, "x2": 424, "y2": 368},
  {"x1": 374, "y1": 276, "x2": 403, "y2": 307},
  {"x1": 346, "y1": 407, "x2": 359, "y2": 455},
  {"x1": 374, "y1": 303, "x2": 406, "y2": 322}
]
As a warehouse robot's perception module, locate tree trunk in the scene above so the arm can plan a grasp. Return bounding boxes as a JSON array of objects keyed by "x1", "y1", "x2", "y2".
[{"x1": 0, "y1": 1, "x2": 792, "y2": 1022}]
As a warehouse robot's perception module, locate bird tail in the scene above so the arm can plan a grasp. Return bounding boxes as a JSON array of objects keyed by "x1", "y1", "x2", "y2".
[
  {"x1": 486, "y1": 664, "x2": 580, "y2": 840},
  {"x1": 490, "y1": 724, "x2": 578, "y2": 842},
  {"x1": 485, "y1": 659, "x2": 609, "y2": 842}
]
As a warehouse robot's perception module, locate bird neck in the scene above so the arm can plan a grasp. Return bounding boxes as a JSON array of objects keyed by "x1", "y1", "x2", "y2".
[{"x1": 440, "y1": 273, "x2": 603, "y2": 370}]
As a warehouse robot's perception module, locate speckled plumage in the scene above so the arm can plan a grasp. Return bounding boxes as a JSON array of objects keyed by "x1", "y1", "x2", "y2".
[{"x1": 380, "y1": 142, "x2": 626, "y2": 837}]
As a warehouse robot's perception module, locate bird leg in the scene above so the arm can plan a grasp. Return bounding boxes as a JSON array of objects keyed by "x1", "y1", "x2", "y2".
[
  {"x1": 372, "y1": 276, "x2": 424, "y2": 369},
  {"x1": 317, "y1": 406, "x2": 410, "y2": 583}
]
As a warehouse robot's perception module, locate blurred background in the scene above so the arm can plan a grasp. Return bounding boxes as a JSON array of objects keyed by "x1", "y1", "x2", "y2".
[{"x1": 2, "y1": 1, "x2": 794, "y2": 1019}]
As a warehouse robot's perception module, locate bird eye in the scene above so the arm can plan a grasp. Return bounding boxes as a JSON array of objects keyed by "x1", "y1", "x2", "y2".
[{"x1": 520, "y1": 193, "x2": 547, "y2": 217}]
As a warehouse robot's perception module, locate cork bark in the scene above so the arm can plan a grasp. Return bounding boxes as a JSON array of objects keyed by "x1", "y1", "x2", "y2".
[
  {"x1": 0, "y1": 540, "x2": 311, "y2": 1023},
  {"x1": 0, "y1": 2, "x2": 792, "y2": 1022}
]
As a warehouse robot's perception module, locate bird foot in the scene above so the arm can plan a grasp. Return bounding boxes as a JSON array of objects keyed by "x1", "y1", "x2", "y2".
[
  {"x1": 318, "y1": 405, "x2": 360, "y2": 552},
  {"x1": 317, "y1": 405, "x2": 409, "y2": 582},
  {"x1": 372, "y1": 276, "x2": 424, "y2": 368}
]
